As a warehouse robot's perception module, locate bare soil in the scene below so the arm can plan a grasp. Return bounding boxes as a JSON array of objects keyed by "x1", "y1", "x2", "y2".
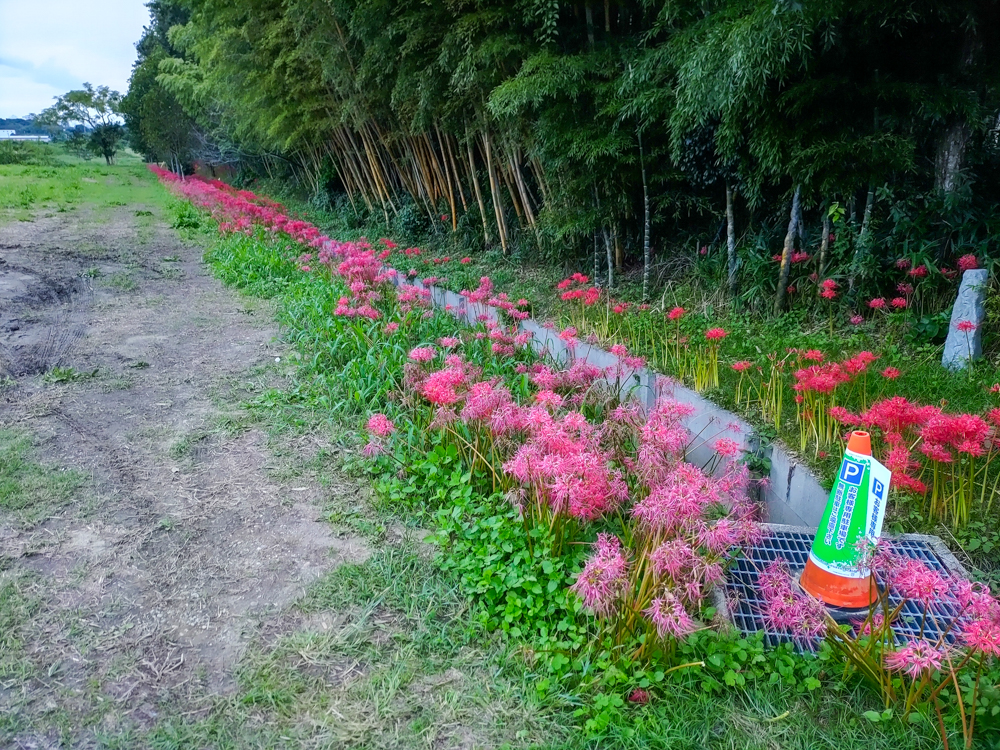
[{"x1": 0, "y1": 206, "x2": 369, "y2": 744}]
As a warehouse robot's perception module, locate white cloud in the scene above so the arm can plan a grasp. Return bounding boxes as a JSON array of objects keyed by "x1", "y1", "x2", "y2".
[{"x1": 0, "y1": 0, "x2": 150, "y2": 117}]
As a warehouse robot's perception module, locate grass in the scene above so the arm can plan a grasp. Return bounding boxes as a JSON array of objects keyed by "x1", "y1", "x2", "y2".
[
  {"x1": 0, "y1": 572, "x2": 40, "y2": 685},
  {"x1": 142, "y1": 545, "x2": 565, "y2": 749},
  {"x1": 106, "y1": 271, "x2": 139, "y2": 292},
  {"x1": 0, "y1": 161, "x2": 962, "y2": 748},
  {"x1": 123, "y1": 538, "x2": 945, "y2": 750},
  {"x1": 0, "y1": 147, "x2": 168, "y2": 225},
  {"x1": 260, "y1": 180, "x2": 1000, "y2": 582},
  {"x1": 182, "y1": 221, "x2": 952, "y2": 749},
  {"x1": 0, "y1": 429, "x2": 85, "y2": 527}
]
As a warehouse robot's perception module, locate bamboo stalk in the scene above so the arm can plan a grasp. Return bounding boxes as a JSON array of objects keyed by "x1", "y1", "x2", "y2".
[
  {"x1": 351, "y1": 127, "x2": 392, "y2": 222},
  {"x1": 466, "y1": 130, "x2": 492, "y2": 245},
  {"x1": 435, "y1": 127, "x2": 459, "y2": 230},
  {"x1": 357, "y1": 126, "x2": 396, "y2": 219},
  {"x1": 510, "y1": 147, "x2": 537, "y2": 228},
  {"x1": 425, "y1": 132, "x2": 455, "y2": 228},
  {"x1": 481, "y1": 131, "x2": 509, "y2": 253},
  {"x1": 361, "y1": 122, "x2": 400, "y2": 210},
  {"x1": 498, "y1": 156, "x2": 524, "y2": 222},
  {"x1": 409, "y1": 136, "x2": 441, "y2": 223},
  {"x1": 337, "y1": 129, "x2": 374, "y2": 211},
  {"x1": 339, "y1": 128, "x2": 377, "y2": 211},
  {"x1": 442, "y1": 130, "x2": 468, "y2": 212}
]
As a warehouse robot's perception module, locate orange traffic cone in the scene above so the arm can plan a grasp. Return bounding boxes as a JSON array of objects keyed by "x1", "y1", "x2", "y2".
[{"x1": 800, "y1": 431, "x2": 878, "y2": 608}]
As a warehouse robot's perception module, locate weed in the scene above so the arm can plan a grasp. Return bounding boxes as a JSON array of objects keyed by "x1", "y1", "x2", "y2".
[
  {"x1": 170, "y1": 201, "x2": 203, "y2": 230},
  {"x1": 156, "y1": 516, "x2": 178, "y2": 532},
  {"x1": 106, "y1": 272, "x2": 138, "y2": 292},
  {"x1": 0, "y1": 430, "x2": 84, "y2": 527},
  {"x1": 100, "y1": 375, "x2": 134, "y2": 392},
  {"x1": 43, "y1": 366, "x2": 97, "y2": 384},
  {"x1": 169, "y1": 432, "x2": 210, "y2": 460}
]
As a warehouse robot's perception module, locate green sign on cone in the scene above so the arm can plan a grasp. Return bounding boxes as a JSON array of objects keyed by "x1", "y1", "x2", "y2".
[
  {"x1": 801, "y1": 431, "x2": 893, "y2": 608},
  {"x1": 809, "y1": 447, "x2": 892, "y2": 578}
]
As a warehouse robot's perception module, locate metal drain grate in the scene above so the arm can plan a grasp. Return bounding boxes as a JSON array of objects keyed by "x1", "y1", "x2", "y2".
[{"x1": 724, "y1": 525, "x2": 967, "y2": 649}]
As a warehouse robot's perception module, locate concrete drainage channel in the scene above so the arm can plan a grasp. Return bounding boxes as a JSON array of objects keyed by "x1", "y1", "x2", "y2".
[{"x1": 391, "y1": 274, "x2": 832, "y2": 529}]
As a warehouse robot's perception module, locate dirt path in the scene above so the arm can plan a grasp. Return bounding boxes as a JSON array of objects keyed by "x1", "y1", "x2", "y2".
[{"x1": 0, "y1": 203, "x2": 369, "y2": 743}]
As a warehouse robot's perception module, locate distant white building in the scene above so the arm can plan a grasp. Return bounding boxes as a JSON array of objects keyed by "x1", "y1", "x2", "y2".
[{"x1": 0, "y1": 130, "x2": 51, "y2": 143}]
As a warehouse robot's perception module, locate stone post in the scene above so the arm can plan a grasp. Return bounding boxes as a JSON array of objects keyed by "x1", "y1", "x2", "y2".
[{"x1": 942, "y1": 268, "x2": 989, "y2": 371}]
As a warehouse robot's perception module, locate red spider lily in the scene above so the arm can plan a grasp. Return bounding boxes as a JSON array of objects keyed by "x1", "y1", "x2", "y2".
[{"x1": 957, "y1": 254, "x2": 978, "y2": 271}]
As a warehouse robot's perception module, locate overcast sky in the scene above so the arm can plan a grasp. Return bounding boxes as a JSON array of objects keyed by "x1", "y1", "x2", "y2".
[{"x1": 0, "y1": 0, "x2": 150, "y2": 118}]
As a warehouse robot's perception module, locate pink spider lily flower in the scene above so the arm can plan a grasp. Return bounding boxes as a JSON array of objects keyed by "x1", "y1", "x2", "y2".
[
  {"x1": 366, "y1": 413, "x2": 396, "y2": 437},
  {"x1": 644, "y1": 593, "x2": 697, "y2": 639},
  {"x1": 884, "y1": 641, "x2": 945, "y2": 679},
  {"x1": 713, "y1": 438, "x2": 741, "y2": 458},
  {"x1": 571, "y1": 534, "x2": 630, "y2": 617},
  {"x1": 408, "y1": 346, "x2": 436, "y2": 362}
]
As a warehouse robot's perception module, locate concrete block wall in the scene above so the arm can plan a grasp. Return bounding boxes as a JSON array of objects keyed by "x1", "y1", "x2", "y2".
[{"x1": 388, "y1": 271, "x2": 832, "y2": 528}]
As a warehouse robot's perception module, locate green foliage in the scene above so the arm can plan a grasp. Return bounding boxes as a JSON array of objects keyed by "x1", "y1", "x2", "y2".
[
  {"x1": 0, "y1": 430, "x2": 84, "y2": 527},
  {"x1": 38, "y1": 83, "x2": 126, "y2": 165},
  {"x1": 182, "y1": 202, "x2": 983, "y2": 748},
  {"x1": 169, "y1": 200, "x2": 203, "y2": 229},
  {"x1": 0, "y1": 142, "x2": 60, "y2": 167},
  {"x1": 126, "y1": 0, "x2": 1000, "y2": 310},
  {"x1": 374, "y1": 443, "x2": 472, "y2": 519},
  {"x1": 121, "y1": 5, "x2": 199, "y2": 168}
]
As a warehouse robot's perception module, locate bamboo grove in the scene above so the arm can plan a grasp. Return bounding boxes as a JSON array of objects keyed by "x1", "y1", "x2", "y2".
[{"x1": 124, "y1": 0, "x2": 1000, "y2": 310}]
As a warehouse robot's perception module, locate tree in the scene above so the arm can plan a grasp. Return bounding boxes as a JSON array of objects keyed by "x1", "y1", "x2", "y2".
[
  {"x1": 64, "y1": 127, "x2": 93, "y2": 160},
  {"x1": 39, "y1": 84, "x2": 126, "y2": 164},
  {"x1": 122, "y1": 12, "x2": 199, "y2": 174},
  {"x1": 128, "y1": 0, "x2": 1000, "y2": 308}
]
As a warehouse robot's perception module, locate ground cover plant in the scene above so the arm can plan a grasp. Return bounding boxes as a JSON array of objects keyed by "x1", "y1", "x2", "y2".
[
  {"x1": 256, "y1": 178, "x2": 1000, "y2": 589},
  {"x1": 154, "y1": 166, "x2": 1000, "y2": 748}
]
